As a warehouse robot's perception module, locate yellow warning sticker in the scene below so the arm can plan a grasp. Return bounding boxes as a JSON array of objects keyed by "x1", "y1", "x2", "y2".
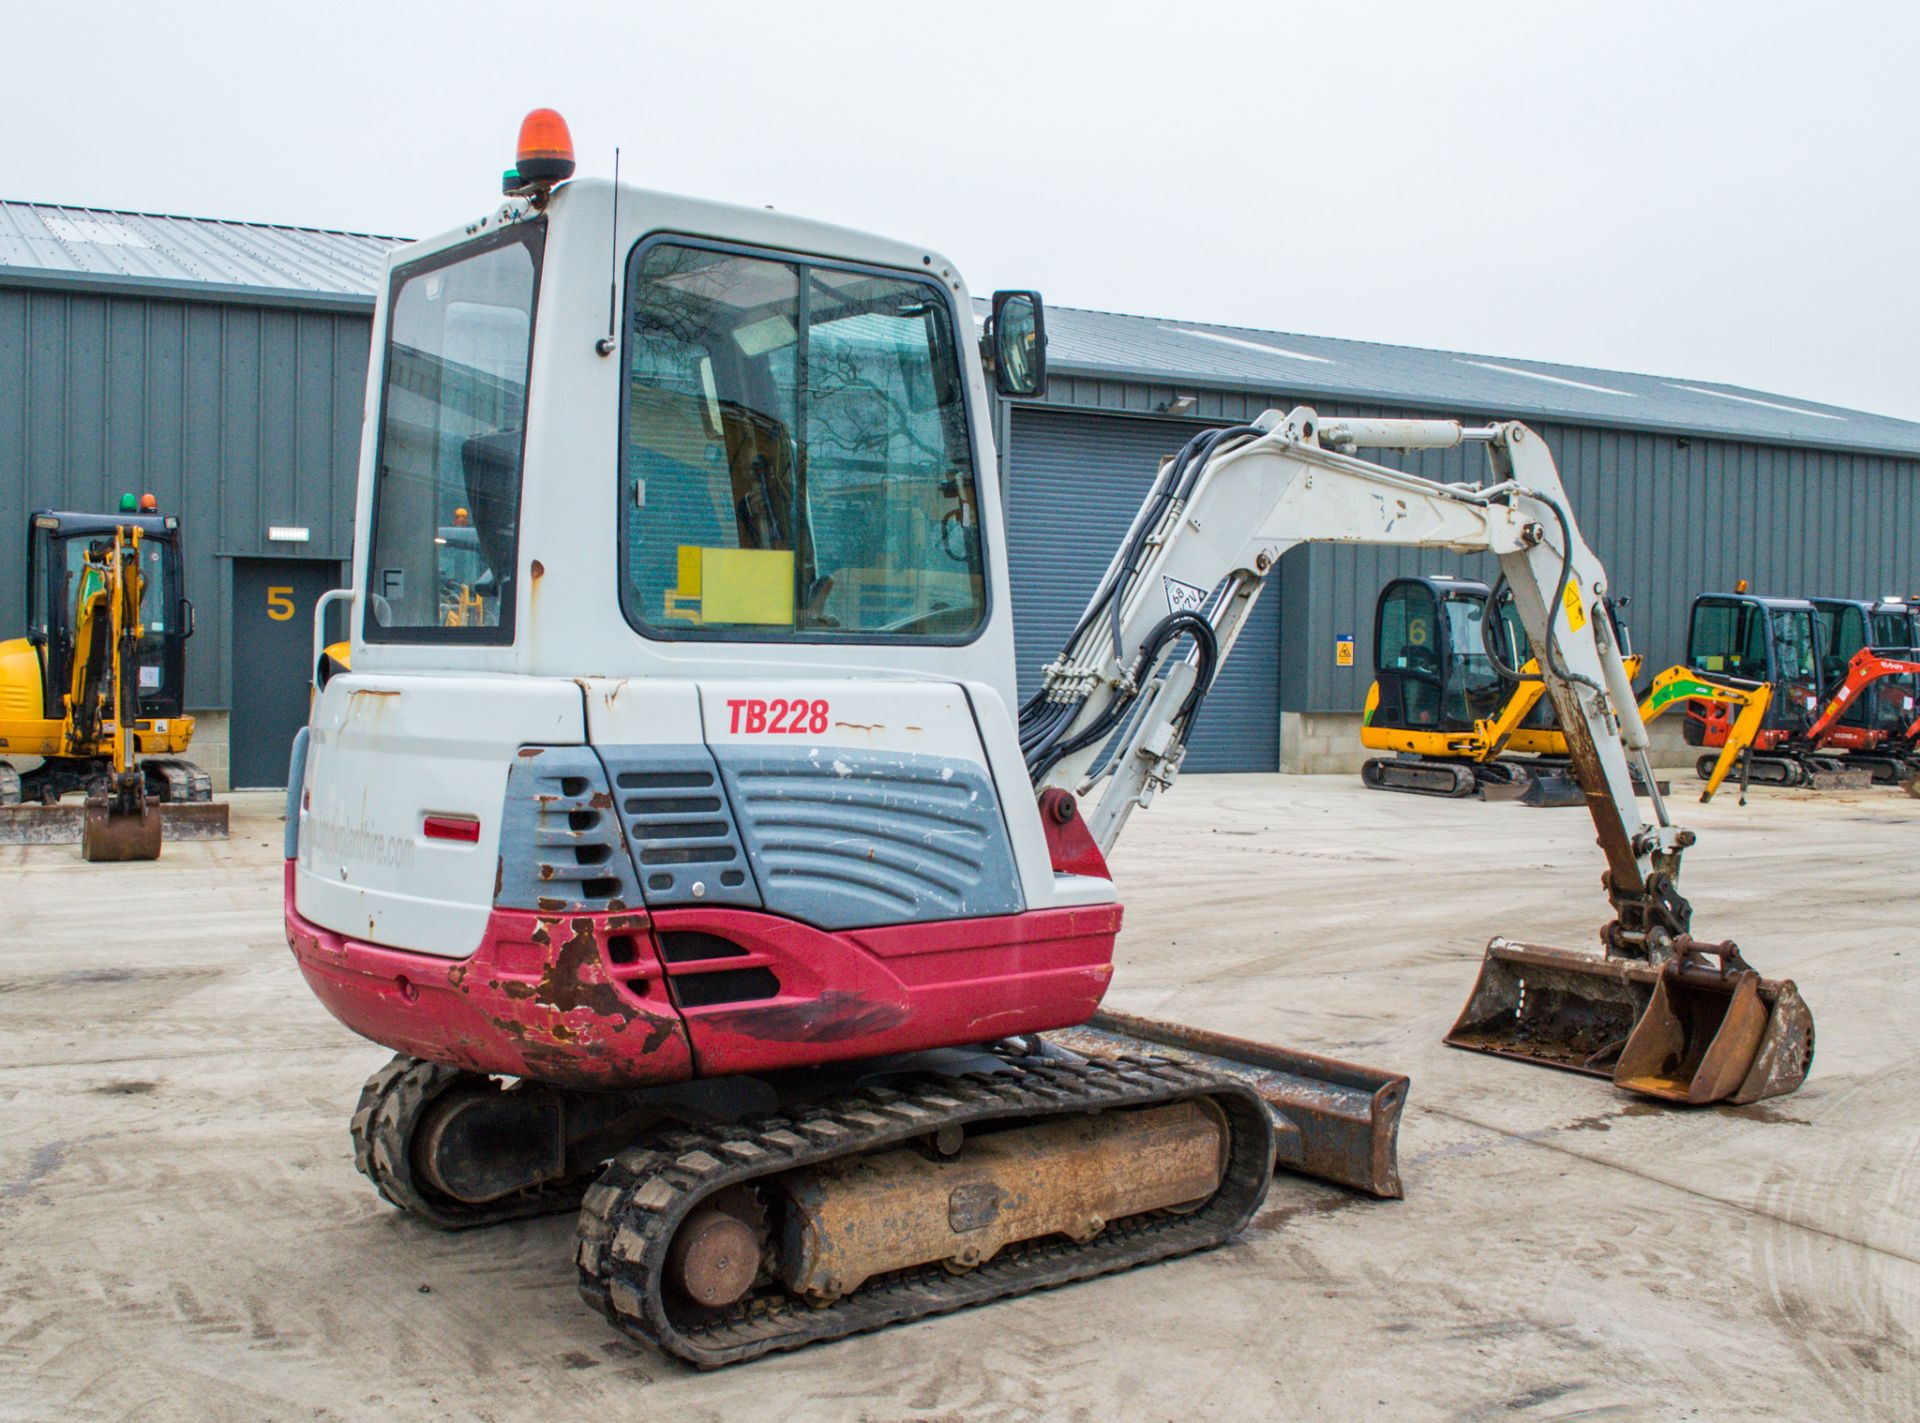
[{"x1": 1562, "y1": 578, "x2": 1588, "y2": 633}]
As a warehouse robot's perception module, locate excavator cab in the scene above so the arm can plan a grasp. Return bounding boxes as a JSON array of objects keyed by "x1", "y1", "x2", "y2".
[
  {"x1": 26, "y1": 510, "x2": 189, "y2": 726},
  {"x1": 1362, "y1": 577, "x2": 1638, "y2": 805},
  {"x1": 1682, "y1": 594, "x2": 1826, "y2": 777},
  {"x1": 1811, "y1": 598, "x2": 1885, "y2": 737},
  {"x1": 1369, "y1": 575, "x2": 1520, "y2": 734}
]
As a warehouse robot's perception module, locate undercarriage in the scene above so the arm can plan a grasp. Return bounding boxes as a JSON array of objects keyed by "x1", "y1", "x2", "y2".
[
  {"x1": 352, "y1": 1020, "x2": 1405, "y2": 1368},
  {"x1": 0, "y1": 755, "x2": 227, "y2": 845},
  {"x1": 1362, "y1": 753, "x2": 1662, "y2": 808},
  {"x1": 1692, "y1": 751, "x2": 1875, "y2": 791}
]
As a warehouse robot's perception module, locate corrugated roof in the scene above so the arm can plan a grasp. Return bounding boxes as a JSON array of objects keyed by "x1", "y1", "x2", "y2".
[
  {"x1": 3, "y1": 199, "x2": 1911, "y2": 457},
  {"x1": 0, "y1": 199, "x2": 400, "y2": 309},
  {"x1": 1019, "y1": 303, "x2": 1920, "y2": 458}
]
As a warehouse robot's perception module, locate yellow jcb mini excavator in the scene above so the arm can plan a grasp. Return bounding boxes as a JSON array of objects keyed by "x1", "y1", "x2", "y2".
[
  {"x1": 0, "y1": 500, "x2": 227, "y2": 857},
  {"x1": 1361, "y1": 575, "x2": 1766, "y2": 804}
]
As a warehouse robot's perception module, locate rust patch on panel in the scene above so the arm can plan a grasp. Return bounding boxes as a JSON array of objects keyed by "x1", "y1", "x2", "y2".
[{"x1": 705, "y1": 990, "x2": 910, "y2": 1043}]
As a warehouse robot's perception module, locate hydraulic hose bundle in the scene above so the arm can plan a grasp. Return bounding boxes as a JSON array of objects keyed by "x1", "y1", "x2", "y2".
[{"x1": 1018, "y1": 424, "x2": 1261, "y2": 781}]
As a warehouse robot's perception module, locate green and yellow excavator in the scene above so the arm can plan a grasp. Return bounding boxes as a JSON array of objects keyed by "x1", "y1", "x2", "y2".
[{"x1": 0, "y1": 499, "x2": 227, "y2": 858}]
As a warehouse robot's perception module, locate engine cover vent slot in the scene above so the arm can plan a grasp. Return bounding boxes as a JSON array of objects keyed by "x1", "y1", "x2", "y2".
[
  {"x1": 671, "y1": 966, "x2": 781, "y2": 1008},
  {"x1": 495, "y1": 746, "x2": 640, "y2": 913},
  {"x1": 598, "y1": 745, "x2": 762, "y2": 910},
  {"x1": 658, "y1": 931, "x2": 752, "y2": 964}
]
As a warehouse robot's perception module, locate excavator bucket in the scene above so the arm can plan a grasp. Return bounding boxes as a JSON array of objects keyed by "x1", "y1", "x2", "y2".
[
  {"x1": 1444, "y1": 938, "x2": 1814, "y2": 1105},
  {"x1": 1614, "y1": 961, "x2": 1816, "y2": 1104},
  {"x1": 80, "y1": 793, "x2": 163, "y2": 862},
  {"x1": 1047, "y1": 1009, "x2": 1407, "y2": 1198},
  {"x1": 1445, "y1": 940, "x2": 1650, "y2": 1075}
]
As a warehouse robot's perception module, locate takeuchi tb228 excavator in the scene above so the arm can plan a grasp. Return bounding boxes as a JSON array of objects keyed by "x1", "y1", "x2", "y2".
[{"x1": 285, "y1": 111, "x2": 1817, "y2": 1367}]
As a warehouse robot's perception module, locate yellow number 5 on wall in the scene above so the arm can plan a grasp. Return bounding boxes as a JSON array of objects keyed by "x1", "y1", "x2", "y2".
[{"x1": 266, "y1": 586, "x2": 295, "y2": 621}]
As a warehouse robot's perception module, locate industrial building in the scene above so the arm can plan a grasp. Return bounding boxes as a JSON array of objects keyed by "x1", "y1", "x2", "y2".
[{"x1": 7, "y1": 198, "x2": 1920, "y2": 785}]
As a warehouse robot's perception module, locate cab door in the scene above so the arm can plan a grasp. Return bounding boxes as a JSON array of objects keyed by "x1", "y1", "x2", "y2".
[{"x1": 1372, "y1": 579, "x2": 1448, "y2": 731}]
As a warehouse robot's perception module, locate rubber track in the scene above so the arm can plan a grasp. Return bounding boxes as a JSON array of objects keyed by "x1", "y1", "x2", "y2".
[
  {"x1": 574, "y1": 1050, "x2": 1274, "y2": 1368},
  {"x1": 142, "y1": 758, "x2": 213, "y2": 803},
  {"x1": 1698, "y1": 754, "x2": 1802, "y2": 787},
  {"x1": 350, "y1": 1053, "x2": 591, "y2": 1230},
  {"x1": 1361, "y1": 758, "x2": 1474, "y2": 798}
]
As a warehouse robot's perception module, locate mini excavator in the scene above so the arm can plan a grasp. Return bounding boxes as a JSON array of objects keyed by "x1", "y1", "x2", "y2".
[
  {"x1": 1360, "y1": 575, "x2": 1764, "y2": 804},
  {"x1": 1683, "y1": 588, "x2": 1908, "y2": 790},
  {"x1": 285, "y1": 111, "x2": 1816, "y2": 1367},
  {"x1": 0, "y1": 500, "x2": 226, "y2": 857}
]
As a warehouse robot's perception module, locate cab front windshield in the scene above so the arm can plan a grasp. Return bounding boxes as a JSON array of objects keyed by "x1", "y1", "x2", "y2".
[
  {"x1": 619, "y1": 241, "x2": 984, "y2": 640},
  {"x1": 1690, "y1": 599, "x2": 1815, "y2": 685},
  {"x1": 1441, "y1": 592, "x2": 1508, "y2": 719}
]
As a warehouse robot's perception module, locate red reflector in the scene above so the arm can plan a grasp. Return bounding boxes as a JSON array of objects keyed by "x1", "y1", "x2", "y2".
[{"x1": 423, "y1": 815, "x2": 481, "y2": 843}]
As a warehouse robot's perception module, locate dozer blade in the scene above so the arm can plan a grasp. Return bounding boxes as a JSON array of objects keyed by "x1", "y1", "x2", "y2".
[
  {"x1": 0, "y1": 800, "x2": 226, "y2": 846},
  {"x1": 156, "y1": 801, "x2": 230, "y2": 840},
  {"x1": 1801, "y1": 756, "x2": 1872, "y2": 791},
  {"x1": 1445, "y1": 939, "x2": 1814, "y2": 1105},
  {"x1": 80, "y1": 796, "x2": 163, "y2": 862},
  {"x1": 1047, "y1": 1008, "x2": 1407, "y2": 1198}
]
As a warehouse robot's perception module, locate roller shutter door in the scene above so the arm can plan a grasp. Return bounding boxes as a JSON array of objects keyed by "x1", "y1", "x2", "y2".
[{"x1": 1004, "y1": 408, "x2": 1280, "y2": 773}]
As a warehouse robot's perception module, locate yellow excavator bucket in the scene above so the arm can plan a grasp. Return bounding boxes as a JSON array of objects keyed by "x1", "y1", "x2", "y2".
[{"x1": 1445, "y1": 937, "x2": 1813, "y2": 1105}]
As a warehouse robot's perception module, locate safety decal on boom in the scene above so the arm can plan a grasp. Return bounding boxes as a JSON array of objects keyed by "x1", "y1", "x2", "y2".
[
  {"x1": 1561, "y1": 578, "x2": 1588, "y2": 633},
  {"x1": 1163, "y1": 576, "x2": 1209, "y2": 617}
]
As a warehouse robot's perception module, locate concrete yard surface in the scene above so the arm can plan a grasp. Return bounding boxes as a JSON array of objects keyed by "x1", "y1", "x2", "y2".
[{"x1": 1, "y1": 777, "x2": 1915, "y2": 1422}]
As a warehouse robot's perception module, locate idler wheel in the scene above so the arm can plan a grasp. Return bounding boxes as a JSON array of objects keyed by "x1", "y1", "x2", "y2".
[{"x1": 665, "y1": 1188, "x2": 766, "y2": 1309}]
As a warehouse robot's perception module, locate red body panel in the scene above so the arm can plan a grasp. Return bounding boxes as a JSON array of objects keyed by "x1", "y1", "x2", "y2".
[
  {"x1": 652, "y1": 903, "x2": 1119, "y2": 1076},
  {"x1": 286, "y1": 863, "x2": 1120, "y2": 1085},
  {"x1": 286, "y1": 865, "x2": 695, "y2": 1088},
  {"x1": 1690, "y1": 700, "x2": 1792, "y2": 752}
]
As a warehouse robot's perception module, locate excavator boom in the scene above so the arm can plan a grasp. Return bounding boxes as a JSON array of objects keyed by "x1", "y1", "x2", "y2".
[{"x1": 1018, "y1": 409, "x2": 1810, "y2": 1104}]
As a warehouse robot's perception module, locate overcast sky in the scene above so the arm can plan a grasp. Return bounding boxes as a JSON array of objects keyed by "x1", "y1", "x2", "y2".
[{"x1": 11, "y1": 1, "x2": 1917, "y2": 419}]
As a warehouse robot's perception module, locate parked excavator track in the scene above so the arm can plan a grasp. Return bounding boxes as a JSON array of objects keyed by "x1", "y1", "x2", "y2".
[
  {"x1": 1696, "y1": 753, "x2": 1872, "y2": 791},
  {"x1": 1361, "y1": 755, "x2": 1477, "y2": 798},
  {"x1": 575, "y1": 1049, "x2": 1273, "y2": 1369},
  {"x1": 350, "y1": 1054, "x2": 598, "y2": 1229}
]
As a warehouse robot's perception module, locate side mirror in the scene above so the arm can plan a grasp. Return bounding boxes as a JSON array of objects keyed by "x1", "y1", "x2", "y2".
[
  {"x1": 179, "y1": 597, "x2": 196, "y2": 639},
  {"x1": 987, "y1": 290, "x2": 1047, "y2": 398}
]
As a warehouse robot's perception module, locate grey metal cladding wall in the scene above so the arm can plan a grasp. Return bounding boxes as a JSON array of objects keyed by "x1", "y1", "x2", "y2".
[
  {"x1": 1006, "y1": 407, "x2": 1280, "y2": 772},
  {"x1": 0, "y1": 285, "x2": 370, "y2": 707},
  {"x1": 1297, "y1": 419, "x2": 1920, "y2": 712},
  {"x1": 1029, "y1": 378, "x2": 1920, "y2": 714}
]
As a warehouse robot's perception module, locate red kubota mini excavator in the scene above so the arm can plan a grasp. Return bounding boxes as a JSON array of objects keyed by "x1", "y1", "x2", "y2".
[{"x1": 284, "y1": 112, "x2": 1816, "y2": 1367}]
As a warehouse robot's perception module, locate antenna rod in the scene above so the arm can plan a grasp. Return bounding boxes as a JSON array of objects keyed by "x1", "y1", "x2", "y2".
[{"x1": 598, "y1": 147, "x2": 621, "y2": 356}]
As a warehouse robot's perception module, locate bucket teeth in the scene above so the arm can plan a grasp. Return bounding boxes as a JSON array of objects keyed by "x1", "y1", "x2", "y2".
[{"x1": 1445, "y1": 938, "x2": 1814, "y2": 1105}]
